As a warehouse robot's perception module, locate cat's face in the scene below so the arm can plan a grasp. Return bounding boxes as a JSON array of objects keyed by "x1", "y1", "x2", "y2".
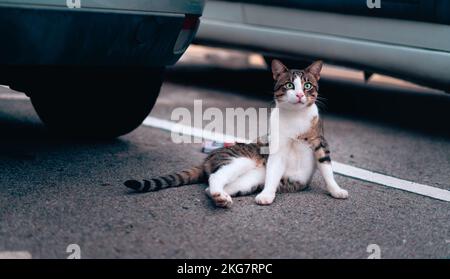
[{"x1": 271, "y1": 60, "x2": 323, "y2": 110}]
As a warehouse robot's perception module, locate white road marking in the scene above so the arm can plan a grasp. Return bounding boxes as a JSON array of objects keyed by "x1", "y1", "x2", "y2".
[
  {"x1": 143, "y1": 116, "x2": 249, "y2": 144},
  {"x1": 142, "y1": 116, "x2": 450, "y2": 202},
  {"x1": 332, "y1": 162, "x2": 450, "y2": 202},
  {"x1": 0, "y1": 251, "x2": 32, "y2": 259}
]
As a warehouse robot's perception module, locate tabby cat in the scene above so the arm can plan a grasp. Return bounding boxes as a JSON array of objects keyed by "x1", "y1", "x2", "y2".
[{"x1": 124, "y1": 60, "x2": 348, "y2": 207}]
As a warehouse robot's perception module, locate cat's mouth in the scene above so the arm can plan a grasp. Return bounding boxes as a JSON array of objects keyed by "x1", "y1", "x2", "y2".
[
  {"x1": 287, "y1": 99, "x2": 304, "y2": 105},
  {"x1": 295, "y1": 97, "x2": 306, "y2": 105},
  {"x1": 295, "y1": 95, "x2": 307, "y2": 105}
]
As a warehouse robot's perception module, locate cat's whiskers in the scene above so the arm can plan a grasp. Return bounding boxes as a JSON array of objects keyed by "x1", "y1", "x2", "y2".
[
  {"x1": 316, "y1": 96, "x2": 328, "y2": 102},
  {"x1": 315, "y1": 99, "x2": 328, "y2": 111}
]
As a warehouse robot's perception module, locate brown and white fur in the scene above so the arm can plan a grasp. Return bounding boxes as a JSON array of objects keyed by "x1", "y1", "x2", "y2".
[{"x1": 124, "y1": 60, "x2": 348, "y2": 207}]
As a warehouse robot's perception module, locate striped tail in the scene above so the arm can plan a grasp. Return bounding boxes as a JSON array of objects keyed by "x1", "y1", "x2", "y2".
[{"x1": 124, "y1": 166, "x2": 205, "y2": 193}]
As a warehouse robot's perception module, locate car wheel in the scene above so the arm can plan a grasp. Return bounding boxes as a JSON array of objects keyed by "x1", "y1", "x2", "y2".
[{"x1": 29, "y1": 68, "x2": 163, "y2": 139}]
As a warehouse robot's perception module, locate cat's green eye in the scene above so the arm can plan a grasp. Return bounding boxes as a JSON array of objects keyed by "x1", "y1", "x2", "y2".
[
  {"x1": 304, "y1": 82, "x2": 313, "y2": 90},
  {"x1": 284, "y1": 82, "x2": 294, "y2": 90}
]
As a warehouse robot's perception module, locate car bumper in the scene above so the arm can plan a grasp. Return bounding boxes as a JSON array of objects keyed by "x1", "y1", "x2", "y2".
[
  {"x1": 0, "y1": 0, "x2": 204, "y2": 15},
  {"x1": 0, "y1": 1, "x2": 203, "y2": 67}
]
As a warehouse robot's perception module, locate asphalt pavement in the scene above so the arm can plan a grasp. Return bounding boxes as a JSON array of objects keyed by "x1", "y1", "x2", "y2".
[{"x1": 0, "y1": 47, "x2": 449, "y2": 259}]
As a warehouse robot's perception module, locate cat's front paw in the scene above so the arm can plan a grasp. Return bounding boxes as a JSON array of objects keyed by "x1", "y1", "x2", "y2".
[
  {"x1": 255, "y1": 192, "x2": 275, "y2": 205},
  {"x1": 211, "y1": 191, "x2": 233, "y2": 208},
  {"x1": 330, "y1": 188, "x2": 349, "y2": 199}
]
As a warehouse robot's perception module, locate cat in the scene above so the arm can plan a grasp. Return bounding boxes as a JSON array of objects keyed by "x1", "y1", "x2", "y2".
[{"x1": 124, "y1": 59, "x2": 348, "y2": 207}]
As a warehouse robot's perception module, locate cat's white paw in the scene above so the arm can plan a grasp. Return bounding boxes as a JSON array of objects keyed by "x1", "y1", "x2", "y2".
[
  {"x1": 330, "y1": 188, "x2": 349, "y2": 199},
  {"x1": 204, "y1": 187, "x2": 211, "y2": 198},
  {"x1": 255, "y1": 192, "x2": 275, "y2": 205},
  {"x1": 211, "y1": 191, "x2": 233, "y2": 208}
]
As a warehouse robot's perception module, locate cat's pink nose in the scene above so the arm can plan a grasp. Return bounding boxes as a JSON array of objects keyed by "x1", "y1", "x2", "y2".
[{"x1": 296, "y1": 93, "x2": 304, "y2": 99}]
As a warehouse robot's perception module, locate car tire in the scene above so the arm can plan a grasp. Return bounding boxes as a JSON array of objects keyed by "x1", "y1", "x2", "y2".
[{"x1": 29, "y1": 68, "x2": 163, "y2": 139}]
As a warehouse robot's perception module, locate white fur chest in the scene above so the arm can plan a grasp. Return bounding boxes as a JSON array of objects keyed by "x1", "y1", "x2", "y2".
[
  {"x1": 275, "y1": 104, "x2": 319, "y2": 141},
  {"x1": 271, "y1": 105, "x2": 318, "y2": 181},
  {"x1": 284, "y1": 139, "x2": 315, "y2": 179}
]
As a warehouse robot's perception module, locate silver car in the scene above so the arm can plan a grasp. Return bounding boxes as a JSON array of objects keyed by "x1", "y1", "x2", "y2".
[{"x1": 196, "y1": 0, "x2": 450, "y2": 92}]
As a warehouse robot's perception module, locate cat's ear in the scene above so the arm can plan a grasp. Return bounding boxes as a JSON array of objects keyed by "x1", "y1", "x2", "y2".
[
  {"x1": 271, "y1": 59, "x2": 288, "y2": 80},
  {"x1": 306, "y1": 60, "x2": 323, "y2": 81}
]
